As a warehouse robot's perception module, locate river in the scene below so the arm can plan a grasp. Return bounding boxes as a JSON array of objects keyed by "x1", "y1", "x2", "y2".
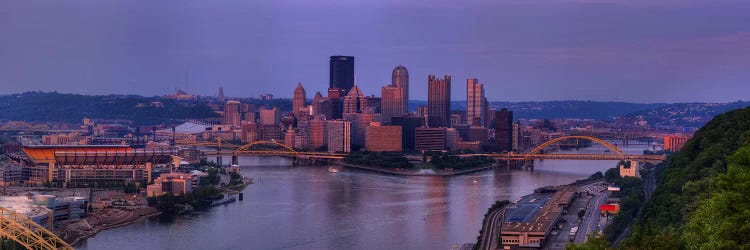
[{"x1": 77, "y1": 143, "x2": 653, "y2": 250}]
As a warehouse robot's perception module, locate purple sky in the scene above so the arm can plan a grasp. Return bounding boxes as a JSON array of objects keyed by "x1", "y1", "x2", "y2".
[{"x1": 1, "y1": 0, "x2": 749, "y2": 102}]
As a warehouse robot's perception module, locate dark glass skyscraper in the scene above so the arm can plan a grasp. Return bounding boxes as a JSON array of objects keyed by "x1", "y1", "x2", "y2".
[
  {"x1": 329, "y1": 56, "x2": 354, "y2": 94},
  {"x1": 495, "y1": 108, "x2": 513, "y2": 152},
  {"x1": 428, "y1": 74, "x2": 451, "y2": 128}
]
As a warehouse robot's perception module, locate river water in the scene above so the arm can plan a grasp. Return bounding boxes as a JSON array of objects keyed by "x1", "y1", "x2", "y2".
[{"x1": 77, "y1": 143, "x2": 652, "y2": 250}]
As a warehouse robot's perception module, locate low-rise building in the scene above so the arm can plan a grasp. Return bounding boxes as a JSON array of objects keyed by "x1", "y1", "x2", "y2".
[
  {"x1": 366, "y1": 126, "x2": 402, "y2": 152},
  {"x1": 147, "y1": 172, "x2": 201, "y2": 197}
]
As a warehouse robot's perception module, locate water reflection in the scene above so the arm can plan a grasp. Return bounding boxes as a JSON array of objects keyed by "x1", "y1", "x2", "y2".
[{"x1": 79, "y1": 144, "x2": 651, "y2": 250}]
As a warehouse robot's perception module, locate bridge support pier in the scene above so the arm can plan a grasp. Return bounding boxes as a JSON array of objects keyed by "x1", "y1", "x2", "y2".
[
  {"x1": 524, "y1": 160, "x2": 535, "y2": 171},
  {"x1": 217, "y1": 156, "x2": 223, "y2": 167},
  {"x1": 231, "y1": 155, "x2": 239, "y2": 166}
]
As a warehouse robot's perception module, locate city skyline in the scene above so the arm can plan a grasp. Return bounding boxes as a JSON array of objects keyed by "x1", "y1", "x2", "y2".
[{"x1": 2, "y1": 1, "x2": 750, "y2": 102}]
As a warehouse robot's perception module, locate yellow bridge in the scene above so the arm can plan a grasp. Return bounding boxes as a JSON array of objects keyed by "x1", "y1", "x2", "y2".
[
  {"x1": 0, "y1": 207, "x2": 73, "y2": 250},
  {"x1": 184, "y1": 136, "x2": 665, "y2": 163}
]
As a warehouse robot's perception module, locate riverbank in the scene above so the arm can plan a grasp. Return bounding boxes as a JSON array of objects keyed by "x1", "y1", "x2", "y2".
[
  {"x1": 59, "y1": 207, "x2": 160, "y2": 246},
  {"x1": 64, "y1": 174, "x2": 252, "y2": 246},
  {"x1": 339, "y1": 163, "x2": 496, "y2": 176}
]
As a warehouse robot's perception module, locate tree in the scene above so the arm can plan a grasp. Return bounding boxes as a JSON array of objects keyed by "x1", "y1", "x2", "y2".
[
  {"x1": 578, "y1": 209, "x2": 586, "y2": 219},
  {"x1": 566, "y1": 232, "x2": 610, "y2": 250}
]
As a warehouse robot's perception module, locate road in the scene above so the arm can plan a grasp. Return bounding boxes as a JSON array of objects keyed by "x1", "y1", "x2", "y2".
[
  {"x1": 477, "y1": 207, "x2": 506, "y2": 250},
  {"x1": 575, "y1": 190, "x2": 608, "y2": 243}
]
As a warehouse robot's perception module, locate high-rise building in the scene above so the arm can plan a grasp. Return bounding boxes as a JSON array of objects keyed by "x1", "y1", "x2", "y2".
[
  {"x1": 308, "y1": 117, "x2": 326, "y2": 150},
  {"x1": 366, "y1": 126, "x2": 403, "y2": 152},
  {"x1": 467, "y1": 78, "x2": 485, "y2": 127},
  {"x1": 343, "y1": 85, "x2": 365, "y2": 114},
  {"x1": 326, "y1": 120, "x2": 351, "y2": 153},
  {"x1": 284, "y1": 127, "x2": 296, "y2": 148},
  {"x1": 512, "y1": 122, "x2": 522, "y2": 151},
  {"x1": 258, "y1": 124, "x2": 280, "y2": 141},
  {"x1": 327, "y1": 88, "x2": 346, "y2": 119},
  {"x1": 446, "y1": 128, "x2": 459, "y2": 151},
  {"x1": 241, "y1": 123, "x2": 258, "y2": 142},
  {"x1": 224, "y1": 101, "x2": 241, "y2": 127},
  {"x1": 218, "y1": 86, "x2": 225, "y2": 101},
  {"x1": 363, "y1": 95, "x2": 382, "y2": 114},
  {"x1": 381, "y1": 85, "x2": 404, "y2": 124},
  {"x1": 428, "y1": 74, "x2": 451, "y2": 128},
  {"x1": 416, "y1": 106, "x2": 429, "y2": 125},
  {"x1": 330, "y1": 56, "x2": 354, "y2": 94},
  {"x1": 495, "y1": 108, "x2": 513, "y2": 152},
  {"x1": 343, "y1": 113, "x2": 380, "y2": 149},
  {"x1": 312, "y1": 92, "x2": 324, "y2": 116},
  {"x1": 259, "y1": 107, "x2": 280, "y2": 126},
  {"x1": 293, "y1": 82, "x2": 307, "y2": 117},
  {"x1": 391, "y1": 116, "x2": 423, "y2": 151},
  {"x1": 392, "y1": 65, "x2": 409, "y2": 113}
]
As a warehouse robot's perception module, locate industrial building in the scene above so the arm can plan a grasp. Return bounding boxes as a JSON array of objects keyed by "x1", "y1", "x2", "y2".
[{"x1": 500, "y1": 186, "x2": 575, "y2": 248}]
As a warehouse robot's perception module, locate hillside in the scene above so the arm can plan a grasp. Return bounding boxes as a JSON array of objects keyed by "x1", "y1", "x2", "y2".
[
  {"x1": 623, "y1": 106, "x2": 750, "y2": 248},
  {"x1": 621, "y1": 101, "x2": 750, "y2": 128},
  {"x1": 0, "y1": 92, "x2": 218, "y2": 126}
]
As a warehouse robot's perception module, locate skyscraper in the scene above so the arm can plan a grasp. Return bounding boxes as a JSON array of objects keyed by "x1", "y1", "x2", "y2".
[
  {"x1": 330, "y1": 56, "x2": 354, "y2": 94},
  {"x1": 326, "y1": 120, "x2": 351, "y2": 153},
  {"x1": 218, "y1": 86, "x2": 225, "y2": 101},
  {"x1": 495, "y1": 108, "x2": 513, "y2": 152},
  {"x1": 381, "y1": 85, "x2": 404, "y2": 124},
  {"x1": 224, "y1": 101, "x2": 241, "y2": 127},
  {"x1": 343, "y1": 85, "x2": 365, "y2": 114},
  {"x1": 392, "y1": 65, "x2": 409, "y2": 113},
  {"x1": 428, "y1": 74, "x2": 451, "y2": 128},
  {"x1": 293, "y1": 82, "x2": 307, "y2": 117},
  {"x1": 467, "y1": 78, "x2": 485, "y2": 127},
  {"x1": 312, "y1": 92, "x2": 324, "y2": 116}
]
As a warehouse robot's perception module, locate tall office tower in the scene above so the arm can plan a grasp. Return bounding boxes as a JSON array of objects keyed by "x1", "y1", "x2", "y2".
[
  {"x1": 363, "y1": 95, "x2": 382, "y2": 114},
  {"x1": 284, "y1": 127, "x2": 297, "y2": 148},
  {"x1": 327, "y1": 88, "x2": 346, "y2": 119},
  {"x1": 343, "y1": 85, "x2": 365, "y2": 114},
  {"x1": 293, "y1": 82, "x2": 307, "y2": 117},
  {"x1": 218, "y1": 86, "x2": 225, "y2": 101},
  {"x1": 343, "y1": 112, "x2": 378, "y2": 148},
  {"x1": 330, "y1": 56, "x2": 355, "y2": 94},
  {"x1": 312, "y1": 92, "x2": 324, "y2": 115},
  {"x1": 495, "y1": 108, "x2": 513, "y2": 152},
  {"x1": 392, "y1": 65, "x2": 409, "y2": 113},
  {"x1": 512, "y1": 122, "x2": 521, "y2": 151},
  {"x1": 467, "y1": 78, "x2": 485, "y2": 127},
  {"x1": 326, "y1": 120, "x2": 351, "y2": 153},
  {"x1": 307, "y1": 117, "x2": 326, "y2": 150},
  {"x1": 259, "y1": 107, "x2": 281, "y2": 126},
  {"x1": 428, "y1": 74, "x2": 451, "y2": 128},
  {"x1": 381, "y1": 85, "x2": 404, "y2": 124},
  {"x1": 224, "y1": 101, "x2": 241, "y2": 127}
]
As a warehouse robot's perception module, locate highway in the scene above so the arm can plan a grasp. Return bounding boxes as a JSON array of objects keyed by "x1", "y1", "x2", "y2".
[
  {"x1": 477, "y1": 207, "x2": 506, "y2": 250},
  {"x1": 575, "y1": 189, "x2": 608, "y2": 243}
]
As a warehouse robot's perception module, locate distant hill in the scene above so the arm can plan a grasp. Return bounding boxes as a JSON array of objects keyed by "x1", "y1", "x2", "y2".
[
  {"x1": 1, "y1": 92, "x2": 747, "y2": 128},
  {"x1": 620, "y1": 101, "x2": 750, "y2": 127},
  {"x1": 0, "y1": 92, "x2": 218, "y2": 126},
  {"x1": 412, "y1": 100, "x2": 664, "y2": 120}
]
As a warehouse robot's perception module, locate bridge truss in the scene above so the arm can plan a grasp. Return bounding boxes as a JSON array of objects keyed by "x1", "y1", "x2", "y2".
[{"x1": 0, "y1": 207, "x2": 74, "y2": 250}]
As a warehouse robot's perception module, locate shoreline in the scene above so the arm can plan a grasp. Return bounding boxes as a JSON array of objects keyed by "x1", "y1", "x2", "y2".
[
  {"x1": 338, "y1": 163, "x2": 496, "y2": 176},
  {"x1": 65, "y1": 207, "x2": 161, "y2": 246},
  {"x1": 67, "y1": 177, "x2": 251, "y2": 246}
]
